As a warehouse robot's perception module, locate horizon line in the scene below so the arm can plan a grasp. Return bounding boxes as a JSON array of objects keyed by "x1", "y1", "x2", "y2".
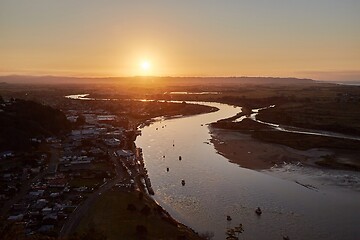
[{"x1": 0, "y1": 74, "x2": 316, "y2": 80}]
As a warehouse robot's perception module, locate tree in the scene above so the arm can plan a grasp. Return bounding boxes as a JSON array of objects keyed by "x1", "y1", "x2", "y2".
[{"x1": 140, "y1": 205, "x2": 151, "y2": 216}]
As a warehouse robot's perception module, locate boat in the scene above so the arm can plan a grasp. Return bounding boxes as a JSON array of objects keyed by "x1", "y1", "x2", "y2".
[
  {"x1": 179, "y1": 156, "x2": 182, "y2": 160},
  {"x1": 255, "y1": 207, "x2": 262, "y2": 215},
  {"x1": 227, "y1": 215, "x2": 232, "y2": 221},
  {"x1": 166, "y1": 167, "x2": 169, "y2": 172},
  {"x1": 181, "y1": 179, "x2": 185, "y2": 186}
]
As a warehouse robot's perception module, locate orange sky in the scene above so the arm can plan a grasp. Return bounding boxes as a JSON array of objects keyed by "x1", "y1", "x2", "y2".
[{"x1": 0, "y1": 1, "x2": 359, "y2": 81}]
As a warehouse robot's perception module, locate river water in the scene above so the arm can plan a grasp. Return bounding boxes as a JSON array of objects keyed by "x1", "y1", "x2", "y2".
[
  {"x1": 135, "y1": 102, "x2": 360, "y2": 240},
  {"x1": 65, "y1": 94, "x2": 360, "y2": 240}
]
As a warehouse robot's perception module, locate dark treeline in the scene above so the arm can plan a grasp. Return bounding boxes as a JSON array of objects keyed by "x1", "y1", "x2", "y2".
[{"x1": 0, "y1": 97, "x2": 70, "y2": 151}]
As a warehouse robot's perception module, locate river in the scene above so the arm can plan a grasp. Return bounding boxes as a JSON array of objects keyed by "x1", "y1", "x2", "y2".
[
  {"x1": 65, "y1": 94, "x2": 360, "y2": 240},
  {"x1": 136, "y1": 101, "x2": 360, "y2": 240}
]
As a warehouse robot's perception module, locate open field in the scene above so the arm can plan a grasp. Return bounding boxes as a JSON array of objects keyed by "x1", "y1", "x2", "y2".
[
  {"x1": 69, "y1": 178, "x2": 102, "y2": 188},
  {"x1": 76, "y1": 190, "x2": 202, "y2": 240}
]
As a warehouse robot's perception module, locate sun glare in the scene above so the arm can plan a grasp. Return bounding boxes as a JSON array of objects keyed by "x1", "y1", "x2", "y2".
[{"x1": 140, "y1": 61, "x2": 151, "y2": 72}]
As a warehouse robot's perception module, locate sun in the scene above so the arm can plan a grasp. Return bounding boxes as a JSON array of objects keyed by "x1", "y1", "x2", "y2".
[{"x1": 140, "y1": 61, "x2": 151, "y2": 72}]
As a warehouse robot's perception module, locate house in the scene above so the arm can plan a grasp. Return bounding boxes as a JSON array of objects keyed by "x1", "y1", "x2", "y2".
[
  {"x1": 89, "y1": 147, "x2": 104, "y2": 155},
  {"x1": 32, "y1": 199, "x2": 48, "y2": 210},
  {"x1": 30, "y1": 167, "x2": 41, "y2": 174},
  {"x1": 97, "y1": 115, "x2": 116, "y2": 121},
  {"x1": 104, "y1": 138, "x2": 121, "y2": 147},
  {"x1": 8, "y1": 214, "x2": 24, "y2": 221},
  {"x1": 12, "y1": 203, "x2": 30, "y2": 211},
  {"x1": 0, "y1": 151, "x2": 14, "y2": 159},
  {"x1": 48, "y1": 178, "x2": 68, "y2": 188},
  {"x1": 38, "y1": 225, "x2": 54, "y2": 233},
  {"x1": 50, "y1": 192, "x2": 62, "y2": 198},
  {"x1": 115, "y1": 150, "x2": 133, "y2": 158},
  {"x1": 41, "y1": 207, "x2": 53, "y2": 214},
  {"x1": 29, "y1": 190, "x2": 45, "y2": 198},
  {"x1": 3, "y1": 174, "x2": 12, "y2": 181},
  {"x1": 70, "y1": 156, "x2": 93, "y2": 164}
]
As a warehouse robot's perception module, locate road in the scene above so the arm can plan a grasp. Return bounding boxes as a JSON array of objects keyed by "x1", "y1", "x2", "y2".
[
  {"x1": 59, "y1": 148, "x2": 126, "y2": 237},
  {"x1": 58, "y1": 177, "x2": 120, "y2": 237}
]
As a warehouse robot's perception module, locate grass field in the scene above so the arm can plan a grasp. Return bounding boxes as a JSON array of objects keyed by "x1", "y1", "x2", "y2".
[
  {"x1": 69, "y1": 178, "x2": 102, "y2": 188},
  {"x1": 76, "y1": 190, "x2": 202, "y2": 240}
]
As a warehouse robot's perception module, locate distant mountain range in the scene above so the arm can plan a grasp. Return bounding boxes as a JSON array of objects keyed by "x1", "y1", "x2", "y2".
[{"x1": 0, "y1": 75, "x2": 316, "y2": 85}]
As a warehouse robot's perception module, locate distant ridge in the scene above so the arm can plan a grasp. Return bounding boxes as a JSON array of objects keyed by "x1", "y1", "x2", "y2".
[{"x1": 0, "y1": 75, "x2": 315, "y2": 85}]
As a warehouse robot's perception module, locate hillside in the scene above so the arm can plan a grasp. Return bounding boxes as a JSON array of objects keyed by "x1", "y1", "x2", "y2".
[{"x1": 0, "y1": 97, "x2": 70, "y2": 151}]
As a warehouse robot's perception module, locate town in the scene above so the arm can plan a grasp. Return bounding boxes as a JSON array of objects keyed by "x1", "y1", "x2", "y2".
[
  {"x1": 0, "y1": 92, "x2": 213, "y2": 239},
  {"x1": 1, "y1": 96, "x2": 148, "y2": 237}
]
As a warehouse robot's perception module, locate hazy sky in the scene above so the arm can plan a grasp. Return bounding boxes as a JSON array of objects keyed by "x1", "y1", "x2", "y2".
[{"x1": 1, "y1": 0, "x2": 359, "y2": 80}]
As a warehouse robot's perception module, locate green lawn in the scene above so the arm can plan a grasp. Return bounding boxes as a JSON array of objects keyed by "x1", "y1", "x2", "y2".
[
  {"x1": 90, "y1": 162, "x2": 112, "y2": 171},
  {"x1": 69, "y1": 178, "x2": 102, "y2": 188},
  {"x1": 76, "y1": 190, "x2": 202, "y2": 240}
]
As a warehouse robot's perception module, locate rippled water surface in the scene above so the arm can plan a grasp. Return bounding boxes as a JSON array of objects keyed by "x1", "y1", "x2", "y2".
[{"x1": 136, "y1": 102, "x2": 360, "y2": 240}]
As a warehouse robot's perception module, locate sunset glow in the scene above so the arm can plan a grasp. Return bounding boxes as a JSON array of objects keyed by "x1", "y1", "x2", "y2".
[
  {"x1": 1, "y1": 1, "x2": 360, "y2": 238},
  {"x1": 140, "y1": 61, "x2": 151, "y2": 74},
  {"x1": 0, "y1": 1, "x2": 359, "y2": 80}
]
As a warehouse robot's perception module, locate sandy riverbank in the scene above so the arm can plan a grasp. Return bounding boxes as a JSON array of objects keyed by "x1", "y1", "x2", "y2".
[{"x1": 210, "y1": 127, "x2": 332, "y2": 170}]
